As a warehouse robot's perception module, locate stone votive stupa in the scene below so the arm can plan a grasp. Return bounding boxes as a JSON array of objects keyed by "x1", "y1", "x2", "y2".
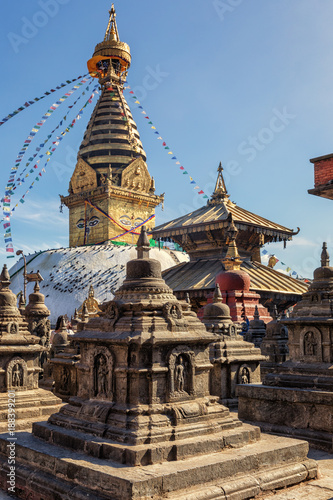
[{"x1": 203, "y1": 284, "x2": 265, "y2": 408}]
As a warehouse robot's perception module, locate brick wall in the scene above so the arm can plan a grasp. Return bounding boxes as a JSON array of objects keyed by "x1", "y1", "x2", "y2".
[{"x1": 314, "y1": 157, "x2": 333, "y2": 187}]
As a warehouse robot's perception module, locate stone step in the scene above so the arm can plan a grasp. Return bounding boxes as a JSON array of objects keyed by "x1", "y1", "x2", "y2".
[{"x1": 0, "y1": 431, "x2": 317, "y2": 500}]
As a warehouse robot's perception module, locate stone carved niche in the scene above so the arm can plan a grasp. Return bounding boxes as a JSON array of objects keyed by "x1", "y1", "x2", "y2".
[
  {"x1": 89, "y1": 347, "x2": 114, "y2": 401},
  {"x1": 104, "y1": 302, "x2": 120, "y2": 330},
  {"x1": 6, "y1": 358, "x2": 28, "y2": 390},
  {"x1": 300, "y1": 327, "x2": 322, "y2": 361},
  {"x1": 238, "y1": 364, "x2": 251, "y2": 384},
  {"x1": 121, "y1": 157, "x2": 152, "y2": 193},
  {"x1": 229, "y1": 324, "x2": 237, "y2": 337},
  {"x1": 163, "y1": 303, "x2": 186, "y2": 331},
  {"x1": 70, "y1": 158, "x2": 98, "y2": 194},
  {"x1": 59, "y1": 366, "x2": 70, "y2": 395},
  {"x1": 7, "y1": 322, "x2": 18, "y2": 334},
  {"x1": 168, "y1": 346, "x2": 195, "y2": 400}
]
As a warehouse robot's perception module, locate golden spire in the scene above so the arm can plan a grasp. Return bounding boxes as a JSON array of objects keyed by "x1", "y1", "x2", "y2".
[
  {"x1": 222, "y1": 214, "x2": 242, "y2": 271},
  {"x1": 104, "y1": 3, "x2": 120, "y2": 42},
  {"x1": 209, "y1": 162, "x2": 229, "y2": 205}
]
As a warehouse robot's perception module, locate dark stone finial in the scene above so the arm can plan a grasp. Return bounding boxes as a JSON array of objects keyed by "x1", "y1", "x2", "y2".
[
  {"x1": 59, "y1": 316, "x2": 67, "y2": 332},
  {"x1": 213, "y1": 283, "x2": 222, "y2": 303},
  {"x1": 253, "y1": 305, "x2": 260, "y2": 321},
  {"x1": 185, "y1": 292, "x2": 191, "y2": 304},
  {"x1": 321, "y1": 242, "x2": 330, "y2": 267},
  {"x1": 0, "y1": 264, "x2": 11, "y2": 288},
  {"x1": 136, "y1": 226, "x2": 150, "y2": 259},
  {"x1": 34, "y1": 281, "x2": 40, "y2": 293}
]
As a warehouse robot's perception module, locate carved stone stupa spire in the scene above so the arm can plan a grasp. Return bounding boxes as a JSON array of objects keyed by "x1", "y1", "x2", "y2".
[{"x1": 321, "y1": 241, "x2": 330, "y2": 267}]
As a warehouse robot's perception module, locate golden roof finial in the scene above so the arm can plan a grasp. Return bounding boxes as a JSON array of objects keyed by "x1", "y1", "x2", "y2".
[
  {"x1": 104, "y1": 3, "x2": 119, "y2": 42},
  {"x1": 209, "y1": 162, "x2": 229, "y2": 205},
  {"x1": 222, "y1": 214, "x2": 242, "y2": 271}
]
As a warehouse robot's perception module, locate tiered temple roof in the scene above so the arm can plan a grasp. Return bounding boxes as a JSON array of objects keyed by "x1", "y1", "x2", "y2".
[{"x1": 152, "y1": 164, "x2": 307, "y2": 312}]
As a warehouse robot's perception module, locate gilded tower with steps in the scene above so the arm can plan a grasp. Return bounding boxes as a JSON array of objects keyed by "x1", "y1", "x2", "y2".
[{"x1": 61, "y1": 5, "x2": 163, "y2": 247}]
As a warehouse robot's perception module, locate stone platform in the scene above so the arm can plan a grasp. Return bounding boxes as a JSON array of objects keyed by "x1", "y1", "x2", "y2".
[
  {"x1": 0, "y1": 430, "x2": 316, "y2": 500},
  {"x1": 237, "y1": 383, "x2": 333, "y2": 452}
]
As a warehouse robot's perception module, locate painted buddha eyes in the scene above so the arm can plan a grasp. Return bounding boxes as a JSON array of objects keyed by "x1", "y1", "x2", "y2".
[
  {"x1": 89, "y1": 216, "x2": 100, "y2": 227},
  {"x1": 119, "y1": 216, "x2": 144, "y2": 228},
  {"x1": 76, "y1": 217, "x2": 100, "y2": 229}
]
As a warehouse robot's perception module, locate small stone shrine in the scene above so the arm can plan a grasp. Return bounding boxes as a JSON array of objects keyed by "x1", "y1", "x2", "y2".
[
  {"x1": 203, "y1": 284, "x2": 265, "y2": 408},
  {"x1": 0, "y1": 265, "x2": 61, "y2": 431},
  {"x1": 24, "y1": 281, "x2": 51, "y2": 377},
  {"x1": 238, "y1": 243, "x2": 333, "y2": 452},
  {"x1": 245, "y1": 305, "x2": 267, "y2": 347},
  {"x1": 51, "y1": 316, "x2": 80, "y2": 402},
  {"x1": 0, "y1": 228, "x2": 317, "y2": 499}
]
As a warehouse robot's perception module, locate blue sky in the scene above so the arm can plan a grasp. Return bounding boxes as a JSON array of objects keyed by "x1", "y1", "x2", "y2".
[{"x1": 0, "y1": 0, "x2": 333, "y2": 279}]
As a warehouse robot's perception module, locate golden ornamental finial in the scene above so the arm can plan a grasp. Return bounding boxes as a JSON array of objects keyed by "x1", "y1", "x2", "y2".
[
  {"x1": 209, "y1": 162, "x2": 229, "y2": 205},
  {"x1": 104, "y1": 3, "x2": 119, "y2": 42},
  {"x1": 222, "y1": 214, "x2": 242, "y2": 271}
]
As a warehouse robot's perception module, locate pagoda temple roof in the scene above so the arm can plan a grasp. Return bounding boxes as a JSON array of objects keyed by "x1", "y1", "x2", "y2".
[
  {"x1": 153, "y1": 164, "x2": 298, "y2": 241},
  {"x1": 162, "y1": 258, "x2": 308, "y2": 298},
  {"x1": 153, "y1": 201, "x2": 297, "y2": 239}
]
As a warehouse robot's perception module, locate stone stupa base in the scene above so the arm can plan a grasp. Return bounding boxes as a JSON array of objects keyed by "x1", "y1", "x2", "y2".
[
  {"x1": 32, "y1": 396, "x2": 256, "y2": 466},
  {"x1": 0, "y1": 388, "x2": 62, "y2": 432},
  {"x1": 0, "y1": 429, "x2": 316, "y2": 500}
]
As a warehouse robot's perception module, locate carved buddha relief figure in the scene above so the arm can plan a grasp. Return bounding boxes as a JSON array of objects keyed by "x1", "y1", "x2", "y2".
[
  {"x1": 175, "y1": 356, "x2": 185, "y2": 392},
  {"x1": 239, "y1": 366, "x2": 250, "y2": 385},
  {"x1": 94, "y1": 354, "x2": 110, "y2": 399},
  {"x1": 60, "y1": 367, "x2": 70, "y2": 393},
  {"x1": 174, "y1": 355, "x2": 190, "y2": 394},
  {"x1": 304, "y1": 331, "x2": 317, "y2": 356},
  {"x1": 12, "y1": 364, "x2": 23, "y2": 387}
]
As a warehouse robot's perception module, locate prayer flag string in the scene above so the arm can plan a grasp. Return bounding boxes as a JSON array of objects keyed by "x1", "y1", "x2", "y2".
[
  {"x1": 0, "y1": 73, "x2": 89, "y2": 128},
  {"x1": 124, "y1": 83, "x2": 208, "y2": 200},
  {"x1": 3, "y1": 84, "x2": 99, "y2": 258}
]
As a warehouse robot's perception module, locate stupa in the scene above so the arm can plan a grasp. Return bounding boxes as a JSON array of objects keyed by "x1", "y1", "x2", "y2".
[
  {"x1": 0, "y1": 265, "x2": 62, "y2": 431},
  {"x1": 60, "y1": 4, "x2": 163, "y2": 247},
  {"x1": 0, "y1": 228, "x2": 317, "y2": 499},
  {"x1": 202, "y1": 284, "x2": 265, "y2": 408},
  {"x1": 153, "y1": 164, "x2": 308, "y2": 313},
  {"x1": 238, "y1": 242, "x2": 333, "y2": 452}
]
